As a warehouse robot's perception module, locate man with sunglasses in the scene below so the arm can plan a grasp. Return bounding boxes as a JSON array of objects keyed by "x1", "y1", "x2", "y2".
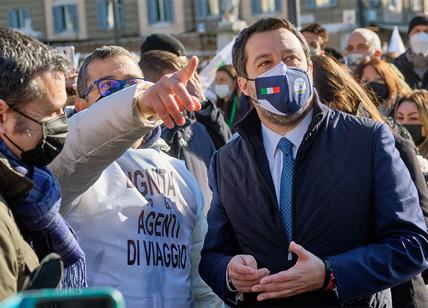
[{"x1": 58, "y1": 46, "x2": 221, "y2": 308}]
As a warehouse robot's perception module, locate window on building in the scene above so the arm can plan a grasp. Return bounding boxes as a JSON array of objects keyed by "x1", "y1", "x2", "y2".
[
  {"x1": 53, "y1": 4, "x2": 78, "y2": 33},
  {"x1": 197, "y1": 0, "x2": 220, "y2": 18},
  {"x1": 97, "y1": 0, "x2": 125, "y2": 29},
  {"x1": 252, "y1": 0, "x2": 282, "y2": 15},
  {"x1": 147, "y1": 0, "x2": 174, "y2": 24},
  {"x1": 305, "y1": 0, "x2": 337, "y2": 9},
  {"x1": 410, "y1": 0, "x2": 422, "y2": 11},
  {"x1": 387, "y1": 0, "x2": 402, "y2": 12},
  {"x1": 367, "y1": 0, "x2": 382, "y2": 8},
  {"x1": 8, "y1": 8, "x2": 30, "y2": 29}
]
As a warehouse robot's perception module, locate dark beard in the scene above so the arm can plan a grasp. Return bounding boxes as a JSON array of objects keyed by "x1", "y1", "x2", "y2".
[{"x1": 249, "y1": 96, "x2": 313, "y2": 126}]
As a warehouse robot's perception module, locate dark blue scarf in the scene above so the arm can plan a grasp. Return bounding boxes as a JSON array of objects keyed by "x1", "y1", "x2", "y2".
[{"x1": 0, "y1": 139, "x2": 86, "y2": 288}]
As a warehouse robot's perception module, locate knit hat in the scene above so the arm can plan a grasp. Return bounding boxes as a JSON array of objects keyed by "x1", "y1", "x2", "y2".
[
  {"x1": 140, "y1": 33, "x2": 186, "y2": 57},
  {"x1": 408, "y1": 14, "x2": 428, "y2": 34}
]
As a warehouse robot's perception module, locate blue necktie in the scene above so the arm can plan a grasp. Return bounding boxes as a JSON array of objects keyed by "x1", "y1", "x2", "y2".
[{"x1": 278, "y1": 137, "x2": 294, "y2": 243}]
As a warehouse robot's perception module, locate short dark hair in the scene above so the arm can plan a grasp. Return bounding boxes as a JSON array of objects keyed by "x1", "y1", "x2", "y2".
[
  {"x1": 138, "y1": 50, "x2": 186, "y2": 82},
  {"x1": 77, "y1": 45, "x2": 137, "y2": 97},
  {"x1": 232, "y1": 17, "x2": 310, "y2": 78},
  {"x1": 0, "y1": 27, "x2": 70, "y2": 108},
  {"x1": 301, "y1": 23, "x2": 329, "y2": 48}
]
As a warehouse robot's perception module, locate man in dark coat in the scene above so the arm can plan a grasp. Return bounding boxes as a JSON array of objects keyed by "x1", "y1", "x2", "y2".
[
  {"x1": 394, "y1": 15, "x2": 428, "y2": 90},
  {"x1": 199, "y1": 17, "x2": 428, "y2": 307}
]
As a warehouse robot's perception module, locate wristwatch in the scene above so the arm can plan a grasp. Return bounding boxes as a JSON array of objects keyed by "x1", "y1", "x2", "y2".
[{"x1": 322, "y1": 259, "x2": 336, "y2": 291}]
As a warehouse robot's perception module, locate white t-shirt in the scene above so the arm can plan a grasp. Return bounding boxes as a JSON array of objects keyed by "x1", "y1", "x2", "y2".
[{"x1": 63, "y1": 146, "x2": 207, "y2": 308}]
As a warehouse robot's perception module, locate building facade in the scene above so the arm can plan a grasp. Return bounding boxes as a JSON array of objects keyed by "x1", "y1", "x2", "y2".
[
  {"x1": 364, "y1": 0, "x2": 428, "y2": 32},
  {"x1": 0, "y1": 0, "x2": 426, "y2": 55},
  {"x1": 299, "y1": 0, "x2": 360, "y2": 52},
  {"x1": 0, "y1": 0, "x2": 46, "y2": 39}
]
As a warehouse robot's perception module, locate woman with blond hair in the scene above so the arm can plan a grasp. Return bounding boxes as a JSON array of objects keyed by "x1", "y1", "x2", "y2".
[
  {"x1": 313, "y1": 54, "x2": 428, "y2": 307},
  {"x1": 396, "y1": 90, "x2": 428, "y2": 159}
]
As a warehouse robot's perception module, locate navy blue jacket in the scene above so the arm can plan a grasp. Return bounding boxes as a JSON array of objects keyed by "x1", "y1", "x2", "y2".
[
  {"x1": 199, "y1": 95, "x2": 428, "y2": 307},
  {"x1": 161, "y1": 120, "x2": 215, "y2": 212}
]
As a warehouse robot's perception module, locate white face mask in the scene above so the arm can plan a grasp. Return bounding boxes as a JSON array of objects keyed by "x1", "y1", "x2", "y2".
[
  {"x1": 410, "y1": 32, "x2": 428, "y2": 56},
  {"x1": 214, "y1": 83, "x2": 231, "y2": 99},
  {"x1": 345, "y1": 53, "x2": 365, "y2": 71}
]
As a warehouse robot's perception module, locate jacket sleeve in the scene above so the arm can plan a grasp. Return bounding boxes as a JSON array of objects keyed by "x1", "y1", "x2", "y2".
[
  {"x1": 191, "y1": 190, "x2": 224, "y2": 308},
  {"x1": 0, "y1": 203, "x2": 38, "y2": 299},
  {"x1": 394, "y1": 135, "x2": 428, "y2": 228},
  {"x1": 327, "y1": 123, "x2": 428, "y2": 304},
  {"x1": 49, "y1": 85, "x2": 160, "y2": 209},
  {"x1": 199, "y1": 151, "x2": 241, "y2": 306},
  {"x1": 195, "y1": 100, "x2": 231, "y2": 149},
  {"x1": 0, "y1": 221, "x2": 19, "y2": 299}
]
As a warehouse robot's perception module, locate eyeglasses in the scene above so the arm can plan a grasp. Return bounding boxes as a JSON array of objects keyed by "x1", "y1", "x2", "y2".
[{"x1": 81, "y1": 78, "x2": 146, "y2": 98}]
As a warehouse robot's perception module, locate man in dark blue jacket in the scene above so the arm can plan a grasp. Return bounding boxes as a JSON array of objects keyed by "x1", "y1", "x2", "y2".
[{"x1": 199, "y1": 17, "x2": 428, "y2": 307}]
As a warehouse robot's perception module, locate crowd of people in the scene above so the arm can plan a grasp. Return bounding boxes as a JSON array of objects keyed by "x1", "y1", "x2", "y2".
[{"x1": 1, "y1": 13, "x2": 428, "y2": 308}]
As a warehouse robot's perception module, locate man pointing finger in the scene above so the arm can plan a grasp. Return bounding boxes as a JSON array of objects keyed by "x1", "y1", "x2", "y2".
[{"x1": 134, "y1": 56, "x2": 201, "y2": 128}]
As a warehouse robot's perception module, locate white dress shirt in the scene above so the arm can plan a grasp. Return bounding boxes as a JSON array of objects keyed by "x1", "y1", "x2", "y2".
[
  {"x1": 225, "y1": 109, "x2": 314, "y2": 300},
  {"x1": 261, "y1": 109, "x2": 313, "y2": 203}
]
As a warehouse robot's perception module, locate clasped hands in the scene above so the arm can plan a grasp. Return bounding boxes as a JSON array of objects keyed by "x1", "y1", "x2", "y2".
[{"x1": 227, "y1": 241, "x2": 326, "y2": 301}]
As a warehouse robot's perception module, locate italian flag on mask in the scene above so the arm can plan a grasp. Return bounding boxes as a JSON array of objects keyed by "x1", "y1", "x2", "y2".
[
  {"x1": 260, "y1": 86, "x2": 281, "y2": 95},
  {"x1": 254, "y1": 62, "x2": 312, "y2": 116}
]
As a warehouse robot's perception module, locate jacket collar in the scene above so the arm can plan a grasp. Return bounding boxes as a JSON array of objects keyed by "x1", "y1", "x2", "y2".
[
  {"x1": 234, "y1": 90, "x2": 330, "y2": 198},
  {"x1": 0, "y1": 152, "x2": 33, "y2": 202},
  {"x1": 235, "y1": 89, "x2": 330, "y2": 144}
]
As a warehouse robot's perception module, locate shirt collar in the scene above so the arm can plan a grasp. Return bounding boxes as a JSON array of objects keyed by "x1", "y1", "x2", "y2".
[{"x1": 262, "y1": 108, "x2": 313, "y2": 160}]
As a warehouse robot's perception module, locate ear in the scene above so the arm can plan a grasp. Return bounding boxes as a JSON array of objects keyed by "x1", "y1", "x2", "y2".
[
  {"x1": 373, "y1": 49, "x2": 382, "y2": 59},
  {"x1": 237, "y1": 76, "x2": 251, "y2": 96},
  {"x1": 307, "y1": 59, "x2": 313, "y2": 73},
  {"x1": 74, "y1": 97, "x2": 88, "y2": 112},
  {"x1": 0, "y1": 100, "x2": 10, "y2": 134},
  {"x1": 307, "y1": 59, "x2": 314, "y2": 80}
]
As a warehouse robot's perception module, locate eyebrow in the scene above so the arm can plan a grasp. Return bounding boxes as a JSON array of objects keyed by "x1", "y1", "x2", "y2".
[
  {"x1": 123, "y1": 74, "x2": 141, "y2": 79},
  {"x1": 95, "y1": 75, "x2": 115, "y2": 81},
  {"x1": 253, "y1": 53, "x2": 271, "y2": 63},
  {"x1": 96, "y1": 74, "x2": 141, "y2": 81},
  {"x1": 253, "y1": 48, "x2": 299, "y2": 63}
]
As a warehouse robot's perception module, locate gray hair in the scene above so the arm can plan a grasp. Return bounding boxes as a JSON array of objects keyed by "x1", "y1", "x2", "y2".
[
  {"x1": 350, "y1": 28, "x2": 382, "y2": 51},
  {"x1": 77, "y1": 45, "x2": 138, "y2": 97}
]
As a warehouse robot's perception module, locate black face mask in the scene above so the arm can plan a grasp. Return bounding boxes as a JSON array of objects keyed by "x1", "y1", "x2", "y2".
[
  {"x1": 367, "y1": 82, "x2": 389, "y2": 102},
  {"x1": 403, "y1": 124, "x2": 425, "y2": 146},
  {"x1": 4, "y1": 107, "x2": 68, "y2": 167}
]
